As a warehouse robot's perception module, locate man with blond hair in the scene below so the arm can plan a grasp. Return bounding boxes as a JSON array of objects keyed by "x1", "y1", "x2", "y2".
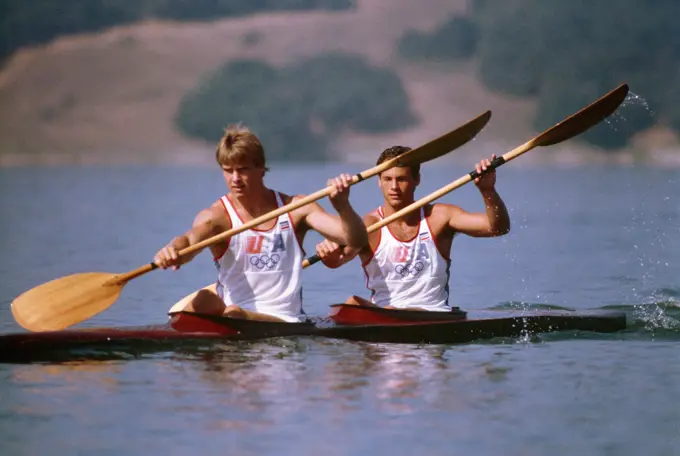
[{"x1": 154, "y1": 125, "x2": 368, "y2": 322}]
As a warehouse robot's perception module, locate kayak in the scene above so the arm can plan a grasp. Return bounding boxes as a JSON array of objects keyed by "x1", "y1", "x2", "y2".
[
  {"x1": 320, "y1": 304, "x2": 627, "y2": 344},
  {"x1": 0, "y1": 305, "x2": 626, "y2": 363},
  {"x1": 213, "y1": 305, "x2": 627, "y2": 345},
  {"x1": 0, "y1": 304, "x2": 626, "y2": 363},
  {"x1": 0, "y1": 307, "x2": 627, "y2": 362}
]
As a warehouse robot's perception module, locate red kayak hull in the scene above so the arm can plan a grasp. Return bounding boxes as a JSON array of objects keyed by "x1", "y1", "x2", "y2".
[
  {"x1": 328, "y1": 304, "x2": 467, "y2": 325},
  {"x1": 168, "y1": 312, "x2": 238, "y2": 335},
  {"x1": 0, "y1": 312, "x2": 314, "y2": 362},
  {"x1": 0, "y1": 308, "x2": 627, "y2": 363}
]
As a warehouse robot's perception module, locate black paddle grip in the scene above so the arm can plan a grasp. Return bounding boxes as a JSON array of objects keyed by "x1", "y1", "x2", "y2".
[
  {"x1": 468, "y1": 155, "x2": 506, "y2": 180},
  {"x1": 149, "y1": 262, "x2": 159, "y2": 271},
  {"x1": 305, "y1": 254, "x2": 322, "y2": 266}
]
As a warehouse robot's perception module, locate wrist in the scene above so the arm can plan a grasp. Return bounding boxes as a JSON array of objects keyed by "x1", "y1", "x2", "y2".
[
  {"x1": 171, "y1": 235, "x2": 190, "y2": 250},
  {"x1": 479, "y1": 187, "x2": 497, "y2": 198},
  {"x1": 333, "y1": 200, "x2": 353, "y2": 215}
]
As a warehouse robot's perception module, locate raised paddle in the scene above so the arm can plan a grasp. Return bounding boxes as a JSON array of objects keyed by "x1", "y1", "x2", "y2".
[
  {"x1": 166, "y1": 83, "x2": 630, "y2": 313},
  {"x1": 11, "y1": 111, "x2": 492, "y2": 332},
  {"x1": 301, "y1": 83, "x2": 630, "y2": 268}
]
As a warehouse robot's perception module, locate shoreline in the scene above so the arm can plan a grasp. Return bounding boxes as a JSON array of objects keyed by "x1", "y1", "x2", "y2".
[{"x1": 1, "y1": 146, "x2": 679, "y2": 169}]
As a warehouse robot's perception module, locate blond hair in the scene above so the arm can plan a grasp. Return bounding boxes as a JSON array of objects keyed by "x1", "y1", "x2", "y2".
[{"x1": 215, "y1": 124, "x2": 269, "y2": 171}]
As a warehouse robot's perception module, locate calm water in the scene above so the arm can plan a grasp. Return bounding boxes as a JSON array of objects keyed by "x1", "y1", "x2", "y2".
[{"x1": 0, "y1": 163, "x2": 679, "y2": 455}]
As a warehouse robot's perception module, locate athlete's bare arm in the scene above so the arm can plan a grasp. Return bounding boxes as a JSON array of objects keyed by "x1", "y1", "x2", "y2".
[
  {"x1": 294, "y1": 173, "x2": 368, "y2": 249},
  {"x1": 315, "y1": 211, "x2": 380, "y2": 268},
  {"x1": 154, "y1": 201, "x2": 232, "y2": 269},
  {"x1": 448, "y1": 155, "x2": 510, "y2": 237}
]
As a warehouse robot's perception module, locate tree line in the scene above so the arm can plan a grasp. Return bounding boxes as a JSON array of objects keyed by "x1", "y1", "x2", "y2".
[
  {"x1": 398, "y1": 0, "x2": 679, "y2": 150},
  {"x1": 175, "y1": 54, "x2": 415, "y2": 161},
  {"x1": 7, "y1": 0, "x2": 675, "y2": 155},
  {"x1": 0, "y1": 0, "x2": 353, "y2": 60}
]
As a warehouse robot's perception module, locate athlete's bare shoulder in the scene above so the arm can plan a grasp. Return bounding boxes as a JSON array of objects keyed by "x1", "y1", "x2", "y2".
[
  {"x1": 280, "y1": 192, "x2": 322, "y2": 230},
  {"x1": 279, "y1": 192, "x2": 294, "y2": 205},
  {"x1": 429, "y1": 202, "x2": 463, "y2": 216},
  {"x1": 363, "y1": 209, "x2": 381, "y2": 226},
  {"x1": 285, "y1": 192, "x2": 316, "y2": 210},
  {"x1": 360, "y1": 209, "x2": 381, "y2": 252},
  {"x1": 426, "y1": 203, "x2": 460, "y2": 234},
  {"x1": 192, "y1": 199, "x2": 231, "y2": 230}
]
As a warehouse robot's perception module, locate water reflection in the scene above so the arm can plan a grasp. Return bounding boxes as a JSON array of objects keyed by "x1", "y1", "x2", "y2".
[
  {"x1": 157, "y1": 339, "x2": 309, "y2": 432},
  {"x1": 7, "y1": 360, "x2": 126, "y2": 400}
]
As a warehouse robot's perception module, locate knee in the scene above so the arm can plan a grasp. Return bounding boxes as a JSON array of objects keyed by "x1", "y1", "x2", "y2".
[
  {"x1": 345, "y1": 295, "x2": 361, "y2": 305},
  {"x1": 345, "y1": 295, "x2": 370, "y2": 306},
  {"x1": 190, "y1": 290, "x2": 225, "y2": 315}
]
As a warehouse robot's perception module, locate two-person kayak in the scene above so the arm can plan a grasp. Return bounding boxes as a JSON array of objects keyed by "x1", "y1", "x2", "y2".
[{"x1": 0, "y1": 304, "x2": 627, "y2": 363}]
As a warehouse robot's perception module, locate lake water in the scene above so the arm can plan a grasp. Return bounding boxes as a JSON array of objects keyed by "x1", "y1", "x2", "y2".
[{"x1": 0, "y1": 162, "x2": 679, "y2": 455}]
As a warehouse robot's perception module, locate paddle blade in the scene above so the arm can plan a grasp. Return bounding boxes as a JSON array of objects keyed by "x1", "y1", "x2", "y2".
[
  {"x1": 11, "y1": 272, "x2": 123, "y2": 332},
  {"x1": 397, "y1": 110, "x2": 491, "y2": 167},
  {"x1": 535, "y1": 84, "x2": 629, "y2": 147}
]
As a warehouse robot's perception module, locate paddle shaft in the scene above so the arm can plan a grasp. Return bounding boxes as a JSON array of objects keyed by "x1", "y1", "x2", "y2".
[
  {"x1": 111, "y1": 112, "x2": 492, "y2": 285},
  {"x1": 303, "y1": 83, "x2": 630, "y2": 268}
]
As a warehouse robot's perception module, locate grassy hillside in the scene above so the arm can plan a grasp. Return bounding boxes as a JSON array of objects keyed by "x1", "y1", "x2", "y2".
[{"x1": 0, "y1": 0, "x2": 677, "y2": 167}]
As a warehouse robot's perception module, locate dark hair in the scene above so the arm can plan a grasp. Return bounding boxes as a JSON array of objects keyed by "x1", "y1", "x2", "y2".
[{"x1": 376, "y1": 146, "x2": 419, "y2": 178}]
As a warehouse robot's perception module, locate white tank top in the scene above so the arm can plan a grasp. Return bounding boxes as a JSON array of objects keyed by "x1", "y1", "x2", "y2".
[
  {"x1": 214, "y1": 192, "x2": 305, "y2": 322},
  {"x1": 363, "y1": 207, "x2": 451, "y2": 311}
]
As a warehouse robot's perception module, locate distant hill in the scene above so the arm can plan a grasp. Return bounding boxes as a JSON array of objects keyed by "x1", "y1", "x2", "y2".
[
  {"x1": 0, "y1": 0, "x2": 354, "y2": 60},
  {"x1": 0, "y1": 0, "x2": 678, "y2": 167}
]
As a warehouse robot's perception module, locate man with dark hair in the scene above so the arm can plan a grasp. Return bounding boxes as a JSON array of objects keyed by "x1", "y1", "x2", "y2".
[{"x1": 315, "y1": 146, "x2": 510, "y2": 311}]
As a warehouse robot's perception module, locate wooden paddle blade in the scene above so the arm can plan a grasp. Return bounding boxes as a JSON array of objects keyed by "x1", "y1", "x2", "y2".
[
  {"x1": 11, "y1": 272, "x2": 123, "y2": 332},
  {"x1": 396, "y1": 110, "x2": 491, "y2": 167},
  {"x1": 534, "y1": 84, "x2": 629, "y2": 147}
]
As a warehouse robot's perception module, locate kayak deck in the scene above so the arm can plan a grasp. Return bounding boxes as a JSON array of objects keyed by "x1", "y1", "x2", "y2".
[
  {"x1": 0, "y1": 307, "x2": 627, "y2": 363},
  {"x1": 328, "y1": 304, "x2": 468, "y2": 325},
  {"x1": 319, "y1": 306, "x2": 627, "y2": 344}
]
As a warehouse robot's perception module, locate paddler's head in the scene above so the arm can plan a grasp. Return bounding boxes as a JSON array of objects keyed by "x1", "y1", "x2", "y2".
[
  {"x1": 216, "y1": 124, "x2": 269, "y2": 196},
  {"x1": 376, "y1": 146, "x2": 420, "y2": 207}
]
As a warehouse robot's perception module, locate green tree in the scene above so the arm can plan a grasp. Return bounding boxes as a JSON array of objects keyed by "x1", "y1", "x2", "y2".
[
  {"x1": 472, "y1": 0, "x2": 679, "y2": 149},
  {"x1": 175, "y1": 54, "x2": 416, "y2": 161},
  {"x1": 288, "y1": 53, "x2": 415, "y2": 133}
]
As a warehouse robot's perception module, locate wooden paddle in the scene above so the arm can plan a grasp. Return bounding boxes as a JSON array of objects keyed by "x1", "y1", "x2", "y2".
[
  {"x1": 301, "y1": 83, "x2": 630, "y2": 268},
  {"x1": 167, "y1": 83, "x2": 630, "y2": 313},
  {"x1": 11, "y1": 111, "x2": 492, "y2": 332}
]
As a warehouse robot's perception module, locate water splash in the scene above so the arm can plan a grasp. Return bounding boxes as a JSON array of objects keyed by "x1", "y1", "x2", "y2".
[
  {"x1": 604, "y1": 90, "x2": 655, "y2": 131},
  {"x1": 622, "y1": 91, "x2": 654, "y2": 113},
  {"x1": 632, "y1": 288, "x2": 680, "y2": 335}
]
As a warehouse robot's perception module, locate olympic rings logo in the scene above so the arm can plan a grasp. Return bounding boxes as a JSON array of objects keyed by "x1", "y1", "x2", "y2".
[
  {"x1": 249, "y1": 254, "x2": 281, "y2": 270},
  {"x1": 394, "y1": 261, "x2": 424, "y2": 277}
]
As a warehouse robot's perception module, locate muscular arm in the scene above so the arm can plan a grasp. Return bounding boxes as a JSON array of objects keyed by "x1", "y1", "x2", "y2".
[
  {"x1": 316, "y1": 212, "x2": 379, "y2": 269},
  {"x1": 301, "y1": 199, "x2": 368, "y2": 249},
  {"x1": 155, "y1": 202, "x2": 231, "y2": 268},
  {"x1": 447, "y1": 189, "x2": 511, "y2": 237}
]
